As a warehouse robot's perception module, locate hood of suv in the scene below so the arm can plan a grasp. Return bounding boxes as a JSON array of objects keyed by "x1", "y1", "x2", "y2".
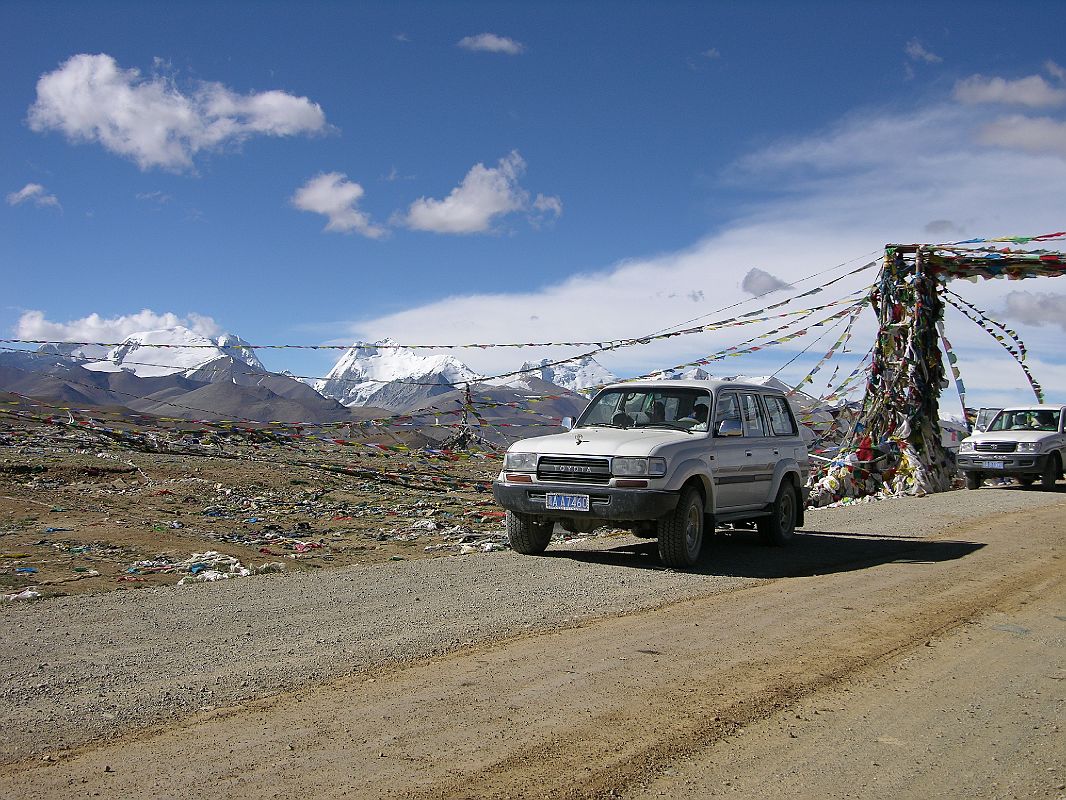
[
  {"x1": 510, "y1": 426, "x2": 696, "y2": 458},
  {"x1": 964, "y1": 430, "x2": 1056, "y2": 445}
]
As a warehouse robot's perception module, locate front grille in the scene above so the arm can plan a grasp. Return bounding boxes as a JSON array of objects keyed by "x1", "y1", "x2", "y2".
[
  {"x1": 975, "y1": 442, "x2": 1017, "y2": 453},
  {"x1": 537, "y1": 456, "x2": 611, "y2": 485}
]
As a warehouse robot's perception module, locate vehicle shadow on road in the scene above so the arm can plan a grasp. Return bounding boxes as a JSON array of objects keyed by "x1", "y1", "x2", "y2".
[{"x1": 543, "y1": 531, "x2": 986, "y2": 579}]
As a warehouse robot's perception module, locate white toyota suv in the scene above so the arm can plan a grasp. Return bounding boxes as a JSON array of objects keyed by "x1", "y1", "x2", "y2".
[
  {"x1": 956, "y1": 404, "x2": 1065, "y2": 490},
  {"x1": 492, "y1": 380, "x2": 809, "y2": 567}
]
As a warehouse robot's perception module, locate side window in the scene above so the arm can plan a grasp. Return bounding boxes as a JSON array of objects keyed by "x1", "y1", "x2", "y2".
[
  {"x1": 714, "y1": 392, "x2": 741, "y2": 434},
  {"x1": 740, "y1": 393, "x2": 767, "y2": 437},
  {"x1": 763, "y1": 395, "x2": 797, "y2": 436}
]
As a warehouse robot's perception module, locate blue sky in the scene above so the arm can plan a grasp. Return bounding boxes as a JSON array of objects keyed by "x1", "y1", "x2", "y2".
[{"x1": 3, "y1": 1, "x2": 1066, "y2": 409}]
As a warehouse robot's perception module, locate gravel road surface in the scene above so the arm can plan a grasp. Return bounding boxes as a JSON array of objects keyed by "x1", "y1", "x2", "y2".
[{"x1": 1, "y1": 484, "x2": 1063, "y2": 799}]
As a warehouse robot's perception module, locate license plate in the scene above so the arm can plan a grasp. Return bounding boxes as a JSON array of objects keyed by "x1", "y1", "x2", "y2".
[
  {"x1": 546, "y1": 493, "x2": 590, "y2": 512},
  {"x1": 984, "y1": 460, "x2": 1005, "y2": 469}
]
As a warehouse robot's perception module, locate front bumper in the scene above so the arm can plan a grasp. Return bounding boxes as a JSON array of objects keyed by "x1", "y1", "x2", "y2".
[
  {"x1": 492, "y1": 481, "x2": 680, "y2": 521},
  {"x1": 956, "y1": 452, "x2": 1052, "y2": 476}
]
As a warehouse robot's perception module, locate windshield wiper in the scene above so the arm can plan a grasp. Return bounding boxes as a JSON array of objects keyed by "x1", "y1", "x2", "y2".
[{"x1": 638, "y1": 422, "x2": 693, "y2": 434}]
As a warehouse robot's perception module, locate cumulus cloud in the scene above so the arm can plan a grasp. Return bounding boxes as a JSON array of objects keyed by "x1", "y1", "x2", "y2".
[
  {"x1": 978, "y1": 115, "x2": 1066, "y2": 157},
  {"x1": 457, "y1": 33, "x2": 525, "y2": 55},
  {"x1": 1046, "y1": 60, "x2": 1066, "y2": 82},
  {"x1": 905, "y1": 39, "x2": 942, "y2": 64},
  {"x1": 531, "y1": 193, "x2": 563, "y2": 227},
  {"x1": 741, "y1": 268, "x2": 793, "y2": 296},
  {"x1": 954, "y1": 74, "x2": 1066, "y2": 107},
  {"x1": 1001, "y1": 291, "x2": 1066, "y2": 332},
  {"x1": 28, "y1": 53, "x2": 328, "y2": 171},
  {"x1": 16, "y1": 309, "x2": 221, "y2": 342},
  {"x1": 400, "y1": 151, "x2": 554, "y2": 234},
  {"x1": 6, "y1": 183, "x2": 60, "y2": 209},
  {"x1": 291, "y1": 172, "x2": 386, "y2": 238}
]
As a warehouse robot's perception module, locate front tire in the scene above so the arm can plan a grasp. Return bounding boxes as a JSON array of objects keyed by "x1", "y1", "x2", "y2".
[
  {"x1": 758, "y1": 482, "x2": 798, "y2": 546},
  {"x1": 506, "y1": 511, "x2": 553, "y2": 554},
  {"x1": 1040, "y1": 454, "x2": 1061, "y2": 491},
  {"x1": 965, "y1": 472, "x2": 982, "y2": 490},
  {"x1": 657, "y1": 487, "x2": 704, "y2": 568}
]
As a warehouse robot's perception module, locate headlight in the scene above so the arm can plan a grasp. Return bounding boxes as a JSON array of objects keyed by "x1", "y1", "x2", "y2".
[
  {"x1": 1017, "y1": 441, "x2": 1041, "y2": 453},
  {"x1": 504, "y1": 451, "x2": 538, "y2": 471},
  {"x1": 958, "y1": 441, "x2": 974, "y2": 453},
  {"x1": 612, "y1": 457, "x2": 667, "y2": 477}
]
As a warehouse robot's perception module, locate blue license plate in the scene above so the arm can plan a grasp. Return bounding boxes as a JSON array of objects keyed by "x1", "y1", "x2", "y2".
[
  {"x1": 546, "y1": 493, "x2": 590, "y2": 512},
  {"x1": 984, "y1": 460, "x2": 1005, "y2": 469}
]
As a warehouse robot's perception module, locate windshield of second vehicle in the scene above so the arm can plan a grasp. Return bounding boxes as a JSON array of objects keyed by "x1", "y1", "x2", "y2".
[
  {"x1": 577, "y1": 388, "x2": 712, "y2": 431},
  {"x1": 988, "y1": 409, "x2": 1060, "y2": 432}
]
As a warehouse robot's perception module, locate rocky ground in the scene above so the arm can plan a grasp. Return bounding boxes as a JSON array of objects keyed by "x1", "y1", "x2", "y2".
[
  {"x1": 0, "y1": 424, "x2": 514, "y2": 602},
  {"x1": 1, "y1": 409, "x2": 1063, "y2": 798}
]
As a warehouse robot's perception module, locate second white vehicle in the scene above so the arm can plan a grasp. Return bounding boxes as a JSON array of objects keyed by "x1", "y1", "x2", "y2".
[{"x1": 956, "y1": 404, "x2": 1066, "y2": 490}]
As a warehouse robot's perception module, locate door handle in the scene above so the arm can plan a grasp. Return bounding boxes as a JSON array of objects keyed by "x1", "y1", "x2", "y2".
[{"x1": 745, "y1": 450, "x2": 753, "y2": 457}]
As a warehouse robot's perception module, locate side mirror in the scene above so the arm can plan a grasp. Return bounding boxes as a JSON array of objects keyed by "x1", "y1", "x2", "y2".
[
  {"x1": 716, "y1": 419, "x2": 743, "y2": 437},
  {"x1": 561, "y1": 416, "x2": 574, "y2": 430}
]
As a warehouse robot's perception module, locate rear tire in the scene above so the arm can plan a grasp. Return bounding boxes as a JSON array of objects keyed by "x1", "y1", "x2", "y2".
[
  {"x1": 657, "y1": 487, "x2": 704, "y2": 568},
  {"x1": 758, "y1": 483, "x2": 798, "y2": 546},
  {"x1": 506, "y1": 511, "x2": 553, "y2": 554},
  {"x1": 965, "y1": 472, "x2": 982, "y2": 490},
  {"x1": 1040, "y1": 454, "x2": 1061, "y2": 491}
]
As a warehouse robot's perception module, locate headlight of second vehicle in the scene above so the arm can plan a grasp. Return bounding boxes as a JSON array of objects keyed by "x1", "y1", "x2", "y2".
[
  {"x1": 1016, "y1": 441, "x2": 1042, "y2": 452},
  {"x1": 612, "y1": 457, "x2": 667, "y2": 477},
  {"x1": 958, "y1": 441, "x2": 974, "y2": 453},
  {"x1": 504, "y1": 451, "x2": 538, "y2": 471}
]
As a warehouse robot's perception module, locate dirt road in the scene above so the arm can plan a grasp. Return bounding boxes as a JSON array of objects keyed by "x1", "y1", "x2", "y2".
[{"x1": 2, "y1": 491, "x2": 1064, "y2": 799}]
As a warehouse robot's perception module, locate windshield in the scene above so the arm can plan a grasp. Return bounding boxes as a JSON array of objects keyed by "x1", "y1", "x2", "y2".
[
  {"x1": 988, "y1": 409, "x2": 1060, "y2": 432},
  {"x1": 577, "y1": 387, "x2": 712, "y2": 432}
]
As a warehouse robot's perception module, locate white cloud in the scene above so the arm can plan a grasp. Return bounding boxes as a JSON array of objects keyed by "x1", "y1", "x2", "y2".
[
  {"x1": 1001, "y1": 291, "x2": 1066, "y2": 332},
  {"x1": 741, "y1": 268, "x2": 793, "y2": 295},
  {"x1": 6, "y1": 182, "x2": 60, "y2": 209},
  {"x1": 291, "y1": 172, "x2": 386, "y2": 238},
  {"x1": 905, "y1": 39, "x2": 942, "y2": 64},
  {"x1": 401, "y1": 151, "x2": 552, "y2": 234},
  {"x1": 954, "y1": 74, "x2": 1066, "y2": 107},
  {"x1": 702, "y1": 48, "x2": 721, "y2": 60},
  {"x1": 28, "y1": 53, "x2": 328, "y2": 171},
  {"x1": 135, "y1": 190, "x2": 171, "y2": 205},
  {"x1": 531, "y1": 193, "x2": 563, "y2": 227},
  {"x1": 978, "y1": 115, "x2": 1066, "y2": 157},
  {"x1": 1046, "y1": 60, "x2": 1066, "y2": 83},
  {"x1": 457, "y1": 33, "x2": 525, "y2": 55},
  {"x1": 16, "y1": 309, "x2": 221, "y2": 342},
  {"x1": 340, "y1": 94, "x2": 1066, "y2": 407}
]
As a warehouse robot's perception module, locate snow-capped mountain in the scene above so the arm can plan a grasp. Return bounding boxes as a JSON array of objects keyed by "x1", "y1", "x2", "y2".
[
  {"x1": 38, "y1": 326, "x2": 265, "y2": 378},
  {"x1": 314, "y1": 339, "x2": 480, "y2": 410},
  {"x1": 652, "y1": 366, "x2": 713, "y2": 381},
  {"x1": 510, "y1": 356, "x2": 618, "y2": 394}
]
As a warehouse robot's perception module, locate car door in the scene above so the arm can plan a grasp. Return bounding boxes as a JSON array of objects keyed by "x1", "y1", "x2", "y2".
[
  {"x1": 710, "y1": 391, "x2": 755, "y2": 510},
  {"x1": 738, "y1": 392, "x2": 776, "y2": 505}
]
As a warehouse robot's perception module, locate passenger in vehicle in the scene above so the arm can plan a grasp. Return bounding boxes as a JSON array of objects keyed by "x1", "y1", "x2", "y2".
[
  {"x1": 1033, "y1": 410, "x2": 1057, "y2": 431},
  {"x1": 679, "y1": 403, "x2": 709, "y2": 431}
]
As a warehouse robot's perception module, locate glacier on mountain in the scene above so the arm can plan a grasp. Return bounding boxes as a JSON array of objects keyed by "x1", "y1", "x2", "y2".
[
  {"x1": 38, "y1": 326, "x2": 265, "y2": 378},
  {"x1": 508, "y1": 356, "x2": 618, "y2": 393},
  {"x1": 314, "y1": 339, "x2": 481, "y2": 409}
]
